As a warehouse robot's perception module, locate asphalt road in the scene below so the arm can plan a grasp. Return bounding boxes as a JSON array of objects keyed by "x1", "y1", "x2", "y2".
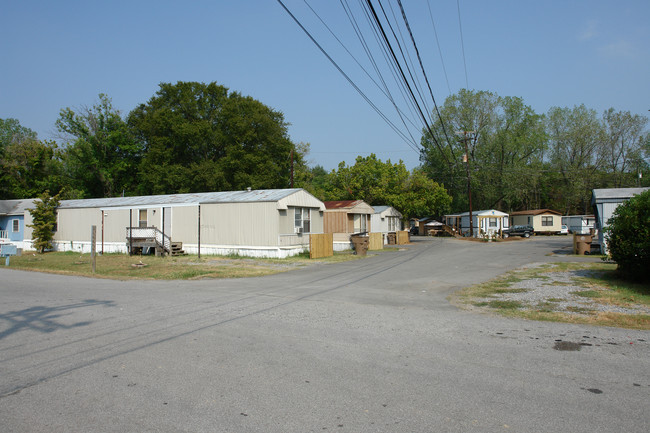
[{"x1": 1, "y1": 237, "x2": 648, "y2": 432}]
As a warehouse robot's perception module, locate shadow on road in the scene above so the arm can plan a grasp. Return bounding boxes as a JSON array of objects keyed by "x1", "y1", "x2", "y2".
[{"x1": 0, "y1": 299, "x2": 115, "y2": 340}]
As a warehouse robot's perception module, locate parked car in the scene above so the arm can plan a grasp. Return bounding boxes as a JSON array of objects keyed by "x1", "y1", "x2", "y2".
[
  {"x1": 409, "y1": 226, "x2": 419, "y2": 235},
  {"x1": 503, "y1": 225, "x2": 534, "y2": 238},
  {"x1": 559, "y1": 224, "x2": 569, "y2": 235}
]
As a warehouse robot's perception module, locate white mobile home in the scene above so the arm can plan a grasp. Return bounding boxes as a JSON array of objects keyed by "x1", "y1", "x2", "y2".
[
  {"x1": 561, "y1": 215, "x2": 595, "y2": 235},
  {"x1": 370, "y1": 206, "x2": 403, "y2": 235},
  {"x1": 591, "y1": 187, "x2": 649, "y2": 254},
  {"x1": 445, "y1": 209, "x2": 509, "y2": 238},
  {"x1": 23, "y1": 189, "x2": 326, "y2": 258}
]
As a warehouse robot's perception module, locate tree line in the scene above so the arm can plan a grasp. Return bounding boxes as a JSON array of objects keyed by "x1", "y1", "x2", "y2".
[
  {"x1": 1, "y1": 83, "x2": 648, "y2": 220},
  {"x1": 420, "y1": 89, "x2": 649, "y2": 215}
]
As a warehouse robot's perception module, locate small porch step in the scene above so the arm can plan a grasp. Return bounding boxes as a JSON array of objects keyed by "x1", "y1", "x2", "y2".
[{"x1": 171, "y1": 242, "x2": 186, "y2": 256}]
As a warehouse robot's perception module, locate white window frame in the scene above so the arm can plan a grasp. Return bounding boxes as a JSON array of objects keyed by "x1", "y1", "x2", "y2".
[
  {"x1": 294, "y1": 207, "x2": 311, "y2": 233},
  {"x1": 542, "y1": 216, "x2": 553, "y2": 226},
  {"x1": 138, "y1": 209, "x2": 148, "y2": 228},
  {"x1": 12, "y1": 219, "x2": 19, "y2": 232}
]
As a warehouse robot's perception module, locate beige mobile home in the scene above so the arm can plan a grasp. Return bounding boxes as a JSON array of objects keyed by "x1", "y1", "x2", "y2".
[
  {"x1": 323, "y1": 200, "x2": 374, "y2": 250},
  {"x1": 509, "y1": 209, "x2": 562, "y2": 234},
  {"x1": 23, "y1": 189, "x2": 325, "y2": 258}
]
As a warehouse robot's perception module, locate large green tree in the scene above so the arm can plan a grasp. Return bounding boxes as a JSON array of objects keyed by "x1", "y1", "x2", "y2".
[
  {"x1": 546, "y1": 104, "x2": 605, "y2": 214},
  {"x1": 128, "y1": 81, "x2": 300, "y2": 194},
  {"x1": 316, "y1": 154, "x2": 451, "y2": 220},
  {"x1": 0, "y1": 118, "x2": 62, "y2": 199},
  {"x1": 600, "y1": 108, "x2": 649, "y2": 188},
  {"x1": 420, "y1": 90, "x2": 546, "y2": 212},
  {"x1": 56, "y1": 94, "x2": 142, "y2": 198}
]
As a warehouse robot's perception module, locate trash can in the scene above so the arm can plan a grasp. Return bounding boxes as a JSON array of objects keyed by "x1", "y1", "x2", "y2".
[
  {"x1": 351, "y1": 235, "x2": 369, "y2": 256},
  {"x1": 386, "y1": 232, "x2": 397, "y2": 245},
  {"x1": 573, "y1": 234, "x2": 592, "y2": 255}
]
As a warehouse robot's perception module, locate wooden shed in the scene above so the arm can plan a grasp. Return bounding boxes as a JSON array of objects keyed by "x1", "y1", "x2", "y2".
[
  {"x1": 323, "y1": 200, "x2": 374, "y2": 250},
  {"x1": 23, "y1": 188, "x2": 326, "y2": 258},
  {"x1": 509, "y1": 209, "x2": 562, "y2": 235}
]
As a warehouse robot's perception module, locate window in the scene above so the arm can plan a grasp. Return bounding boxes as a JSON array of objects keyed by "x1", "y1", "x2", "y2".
[
  {"x1": 294, "y1": 208, "x2": 310, "y2": 233},
  {"x1": 489, "y1": 218, "x2": 497, "y2": 228},
  {"x1": 139, "y1": 209, "x2": 148, "y2": 228},
  {"x1": 12, "y1": 219, "x2": 19, "y2": 233},
  {"x1": 354, "y1": 214, "x2": 367, "y2": 232},
  {"x1": 542, "y1": 216, "x2": 553, "y2": 226}
]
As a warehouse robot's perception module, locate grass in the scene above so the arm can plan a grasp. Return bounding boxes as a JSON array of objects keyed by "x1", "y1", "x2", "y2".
[
  {"x1": 5, "y1": 250, "x2": 364, "y2": 280},
  {"x1": 450, "y1": 262, "x2": 650, "y2": 330}
]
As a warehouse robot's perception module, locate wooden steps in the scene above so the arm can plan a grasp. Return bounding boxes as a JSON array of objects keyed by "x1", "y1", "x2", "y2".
[{"x1": 171, "y1": 242, "x2": 186, "y2": 256}]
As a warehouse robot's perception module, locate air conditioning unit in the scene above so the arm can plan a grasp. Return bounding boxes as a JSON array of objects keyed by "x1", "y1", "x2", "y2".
[{"x1": 295, "y1": 227, "x2": 303, "y2": 234}]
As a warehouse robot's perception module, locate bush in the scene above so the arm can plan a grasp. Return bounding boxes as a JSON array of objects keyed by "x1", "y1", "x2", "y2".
[{"x1": 605, "y1": 190, "x2": 650, "y2": 282}]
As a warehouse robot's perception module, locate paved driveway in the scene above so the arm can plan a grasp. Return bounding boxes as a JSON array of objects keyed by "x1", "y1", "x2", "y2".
[{"x1": 1, "y1": 237, "x2": 648, "y2": 432}]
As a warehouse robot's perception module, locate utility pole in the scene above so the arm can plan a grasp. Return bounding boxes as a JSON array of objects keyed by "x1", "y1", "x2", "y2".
[
  {"x1": 457, "y1": 131, "x2": 476, "y2": 237},
  {"x1": 290, "y1": 149, "x2": 294, "y2": 188}
]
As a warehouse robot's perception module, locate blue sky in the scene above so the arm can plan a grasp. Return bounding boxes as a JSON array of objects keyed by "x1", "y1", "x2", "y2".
[{"x1": 1, "y1": 1, "x2": 648, "y2": 171}]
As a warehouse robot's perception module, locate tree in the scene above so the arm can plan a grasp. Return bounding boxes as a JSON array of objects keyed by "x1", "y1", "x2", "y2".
[
  {"x1": 601, "y1": 108, "x2": 649, "y2": 188},
  {"x1": 604, "y1": 190, "x2": 650, "y2": 282},
  {"x1": 56, "y1": 94, "x2": 142, "y2": 198},
  {"x1": 1, "y1": 138, "x2": 62, "y2": 199},
  {"x1": 318, "y1": 154, "x2": 452, "y2": 220},
  {"x1": 546, "y1": 105, "x2": 605, "y2": 214},
  {"x1": 0, "y1": 118, "x2": 41, "y2": 199},
  {"x1": 128, "y1": 81, "x2": 299, "y2": 194},
  {"x1": 27, "y1": 191, "x2": 60, "y2": 253},
  {"x1": 420, "y1": 90, "x2": 546, "y2": 212}
]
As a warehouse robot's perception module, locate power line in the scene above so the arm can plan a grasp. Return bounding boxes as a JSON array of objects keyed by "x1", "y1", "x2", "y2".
[
  {"x1": 426, "y1": 0, "x2": 452, "y2": 95},
  {"x1": 456, "y1": 0, "x2": 469, "y2": 89},
  {"x1": 276, "y1": 0, "x2": 421, "y2": 154}
]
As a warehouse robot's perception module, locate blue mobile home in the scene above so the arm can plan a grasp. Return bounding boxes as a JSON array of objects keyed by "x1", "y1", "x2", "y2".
[{"x1": 0, "y1": 199, "x2": 34, "y2": 251}]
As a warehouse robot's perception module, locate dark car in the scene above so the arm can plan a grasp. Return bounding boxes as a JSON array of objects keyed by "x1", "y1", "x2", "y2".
[{"x1": 503, "y1": 225, "x2": 534, "y2": 238}]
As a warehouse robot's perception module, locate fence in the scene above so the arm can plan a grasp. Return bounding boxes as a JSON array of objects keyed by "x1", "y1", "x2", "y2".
[
  {"x1": 309, "y1": 233, "x2": 333, "y2": 259},
  {"x1": 368, "y1": 232, "x2": 383, "y2": 250},
  {"x1": 397, "y1": 230, "x2": 410, "y2": 244}
]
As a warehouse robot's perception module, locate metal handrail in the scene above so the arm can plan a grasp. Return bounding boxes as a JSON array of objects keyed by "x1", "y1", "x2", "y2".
[
  {"x1": 126, "y1": 226, "x2": 172, "y2": 253},
  {"x1": 0, "y1": 230, "x2": 8, "y2": 239}
]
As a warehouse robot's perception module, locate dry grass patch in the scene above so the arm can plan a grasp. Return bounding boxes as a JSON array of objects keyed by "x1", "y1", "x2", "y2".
[
  {"x1": 450, "y1": 261, "x2": 650, "y2": 330},
  {"x1": 7, "y1": 250, "x2": 363, "y2": 280}
]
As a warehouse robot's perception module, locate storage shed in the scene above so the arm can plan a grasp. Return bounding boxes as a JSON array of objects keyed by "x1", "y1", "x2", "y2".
[
  {"x1": 323, "y1": 200, "x2": 374, "y2": 250},
  {"x1": 591, "y1": 187, "x2": 649, "y2": 255},
  {"x1": 23, "y1": 188, "x2": 326, "y2": 258},
  {"x1": 509, "y1": 209, "x2": 562, "y2": 234}
]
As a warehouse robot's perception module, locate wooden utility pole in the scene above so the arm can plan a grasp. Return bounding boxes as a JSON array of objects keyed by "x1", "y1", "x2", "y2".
[
  {"x1": 457, "y1": 131, "x2": 476, "y2": 237},
  {"x1": 290, "y1": 149, "x2": 294, "y2": 188}
]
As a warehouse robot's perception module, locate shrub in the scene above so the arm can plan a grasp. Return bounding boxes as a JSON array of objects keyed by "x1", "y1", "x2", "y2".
[{"x1": 605, "y1": 190, "x2": 650, "y2": 282}]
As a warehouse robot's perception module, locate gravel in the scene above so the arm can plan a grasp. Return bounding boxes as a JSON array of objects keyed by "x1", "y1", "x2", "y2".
[{"x1": 480, "y1": 263, "x2": 650, "y2": 316}]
